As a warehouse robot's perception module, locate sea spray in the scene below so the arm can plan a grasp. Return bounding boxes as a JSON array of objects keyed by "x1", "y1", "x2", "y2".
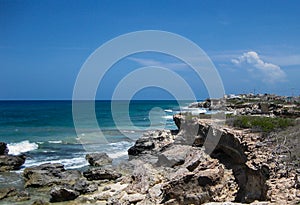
[{"x1": 7, "y1": 140, "x2": 39, "y2": 155}]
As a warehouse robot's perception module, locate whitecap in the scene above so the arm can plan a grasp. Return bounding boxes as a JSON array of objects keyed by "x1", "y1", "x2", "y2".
[
  {"x1": 7, "y1": 140, "x2": 39, "y2": 155},
  {"x1": 164, "y1": 109, "x2": 173, "y2": 113},
  {"x1": 23, "y1": 156, "x2": 89, "y2": 170},
  {"x1": 48, "y1": 140, "x2": 63, "y2": 144},
  {"x1": 107, "y1": 151, "x2": 128, "y2": 159},
  {"x1": 162, "y1": 115, "x2": 173, "y2": 120}
]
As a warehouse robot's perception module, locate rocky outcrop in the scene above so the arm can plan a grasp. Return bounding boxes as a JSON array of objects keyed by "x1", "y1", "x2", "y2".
[
  {"x1": 0, "y1": 154, "x2": 26, "y2": 172},
  {"x1": 85, "y1": 152, "x2": 113, "y2": 166},
  {"x1": 83, "y1": 167, "x2": 122, "y2": 181},
  {"x1": 0, "y1": 142, "x2": 26, "y2": 172},
  {"x1": 23, "y1": 163, "x2": 81, "y2": 187},
  {"x1": 0, "y1": 142, "x2": 8, "y2": 155},
  {"x1": 128, "y1": 130, "x2": 174, "y2": 157},
  {"x1": 50, "y1": 186, "x2": 80, "y2": 202},
  {"x1": 0, "y1": 187, "x2": 30, "y2": 202},
  {"x1": 73, "y1": 179, "x2": 98, "y2": 194},
  {"x1": 125, "y1": 113, "x2": 294, "y2": 204}
]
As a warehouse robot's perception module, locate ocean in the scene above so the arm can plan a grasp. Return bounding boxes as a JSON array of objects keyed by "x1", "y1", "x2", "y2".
[{"x1": 0, "y1": 100, "x2": 193, "y2": 172}]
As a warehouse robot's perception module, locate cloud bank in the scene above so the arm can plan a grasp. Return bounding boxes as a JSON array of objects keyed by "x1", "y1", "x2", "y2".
[{"x1": 232, "y1": 51, "x2": 286, "y2": 83}]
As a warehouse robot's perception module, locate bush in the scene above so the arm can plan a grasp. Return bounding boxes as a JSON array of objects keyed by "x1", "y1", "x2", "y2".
[{"x1": 230, "y1": 116, "x2": 294, "y2": 132}]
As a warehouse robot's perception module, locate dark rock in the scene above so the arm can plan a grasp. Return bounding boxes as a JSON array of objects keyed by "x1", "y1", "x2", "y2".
[
  {"x1": 50, "y1": 186, "x2": 80, "y2": 202},
  {"x1": 128, "y1": 138, "x2": 154, "y2": 156},
  {"x1": 196, "y1": 165, "x2": 224, "y2": 186},
  {"x1": 73, "y1": 179, "x2": 98, "y2": 194},
  {"x1": 31, "y1": 199, "x2": 50, "y2": 205},
  {"x1": 173, "y1": 114, "x2": 182, "y2": 129},
  {"x1": 0, "y1": 142, "x2": 8, "y2": 155},
  {"x1": 128, "y1": 130, "x2": 174, "y2": 156},
  {"x1": 0, "y1": 187, "x2": 17, "y2": 200},
  {"x1": 85, "y1": 152, "x2": 112, "y2": 166},
  {"x1": 83, "y1": 168, "x2": 122, "y2": 181},
  {"x1": 23, "y1": 163, "x2": 81, "y2": 187},
  {"x1": 0, "y1": 154, "x2": 26, "y2": 172}
]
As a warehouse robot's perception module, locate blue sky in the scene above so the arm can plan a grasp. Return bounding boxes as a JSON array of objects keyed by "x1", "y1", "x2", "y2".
[{"x1": 0, "y1": 0, "x2": 299, "y2": 100}]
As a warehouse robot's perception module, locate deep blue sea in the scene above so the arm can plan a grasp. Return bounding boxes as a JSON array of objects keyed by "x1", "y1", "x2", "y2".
[{"x1": 0, "y1": 100, "x2": 191, "y2": 171}]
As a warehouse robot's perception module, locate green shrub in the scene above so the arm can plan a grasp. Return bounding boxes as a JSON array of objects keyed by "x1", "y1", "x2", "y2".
[{"x1": 230, "y1": 116, "x2": 294, "y2": 132}]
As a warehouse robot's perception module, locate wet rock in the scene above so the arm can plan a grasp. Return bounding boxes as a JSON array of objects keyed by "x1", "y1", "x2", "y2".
[
  {"x1": 0, "y1": 142, "x2": 8, "y2": 155},
  {"x1": 85, "y1": 152, "x2": 112, "y2": 166},
  {"x1": 23, "y1": 163, "x2": 81, "y2": 187},
  {"x1": 0, "y1": 154, "x2": 26, "y2": 171},
  {"x1": 0, "y1": 187, "x2": 17, "y2": 200},
  {"x1": 50, "y1": 186, "x2": 80, "y2": 202},
  {"x1": 83, "y1": 168, "x2": 122, "y2": 181}
]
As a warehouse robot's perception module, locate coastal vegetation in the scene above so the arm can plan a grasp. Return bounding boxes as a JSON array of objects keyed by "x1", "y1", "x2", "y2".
[{"x1": 227, "y1": 115, "x2": 295, "y2": 132}]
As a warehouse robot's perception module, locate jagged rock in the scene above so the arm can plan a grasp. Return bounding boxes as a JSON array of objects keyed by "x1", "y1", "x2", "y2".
[
  {"x1": 50, "y1": 186, "x2": 80, "y2": 202},
  {"x1": 128, "y1": 160, "x2": 166, "y2": 195},
  {"x1": 0, "y1": 187, "x2": 17, "y2": 200},
  {"x1": 196, "y1": 165, "x2": 224, "y2": 186},
  {"x1": 23, "y1": 163, "x2": 82, "y2": 187},
  {"x1": 0, "y1": 154, "x2": 26, "y2": 171},
  {"x1": 128, "y1": 130, "x2": 174, "y2": 156},
  {"x1": 120, "y1": 193, "x2": 146, "y2": 204},
  {"x1": 128, "y1": 138, "x2": 154, "y2": 155},
  {"x1": 156, "y1": 145, "x2": 190, "y2": 167},
  {"x1": 73, "y1": 179, "x2": 98, "y2": 194},
  {"x1": 83, "y1": 168, "x2": 122, "y2": 181},
  {"x1": 85, "y1": 152, "x2": 112, "y2": 166},
  {"x1": 0, "y1": 142, "x2": 8, "y2": 155}
]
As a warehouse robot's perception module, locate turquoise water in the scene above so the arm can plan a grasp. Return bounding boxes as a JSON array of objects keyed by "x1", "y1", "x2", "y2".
[{"x1": 0, "y1": 100, "x2": 185, "y2": 170}]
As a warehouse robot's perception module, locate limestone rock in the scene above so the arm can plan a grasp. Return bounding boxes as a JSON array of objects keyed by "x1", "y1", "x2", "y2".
[
  {"x1": 50, "y1": 186, "x2": 80, "y2": 202},
  {"x1": 23, "y1": 163, "x2": 81, "y2": 187},
  {"x1": 85, "y1": 152, "x2": 112, "y2": 166},
  {"x1": 73, "y1": 179, "x2": 98, "y2": 194},
  {"x1": 0, "y1": 154, "x2": 26, "y2": 172},
  {"x1": 156, "y1": 145, "x2": 190, "y2": 167},
  {"x1": 128, "y1": 130, "x2": 174, "y2": 156},
  {"x1": 83, "y1": 167, "x2": 122, "y2": 181}
]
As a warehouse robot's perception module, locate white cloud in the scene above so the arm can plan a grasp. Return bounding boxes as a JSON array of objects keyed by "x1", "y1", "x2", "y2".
[
  {"x1": 128, "y1": 57, "x2": 188, "y2": 70},
  {"x1": 232, "y1": 51, "x2": 286, "y2": 83}
]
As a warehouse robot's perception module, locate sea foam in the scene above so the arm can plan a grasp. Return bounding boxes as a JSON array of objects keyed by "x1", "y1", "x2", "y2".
[{"x1": 7, "y1": 140, "x2": 39, "y2": 155}]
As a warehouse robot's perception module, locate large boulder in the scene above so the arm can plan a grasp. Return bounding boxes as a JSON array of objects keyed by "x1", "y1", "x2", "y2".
[
  {"x1": 85, "y1": 152, "x2": 112, "y2": 166},
  {"x1": 156, "y1": 145, "x2": 191, "y2": 167},
  {"x1": 83, "y1": 167, "x2": 122, "y2": 181},
  {"x1": 0, "y1": 154, "x2": 26, "y2": 172},
  {"x1": 50, "y1": 186, "x2": 79, "y2": 202},
  {"x1": 0, "y1": 142, "x2": 8, "y2": 155},
  {"x1": 23, "y1": 163, "x2": 81, "y2": 188},
  {"x1": 128, "y1": 130, "x2": 174, "y2": 156},
  {"x1": 73, "y1": 179, "x2": 98, "y2": 194}
]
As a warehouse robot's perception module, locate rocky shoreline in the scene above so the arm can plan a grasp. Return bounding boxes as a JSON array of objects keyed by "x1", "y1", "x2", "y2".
[{"x1": 0, "y1": 113, "x2": 300, "y2": 204}]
